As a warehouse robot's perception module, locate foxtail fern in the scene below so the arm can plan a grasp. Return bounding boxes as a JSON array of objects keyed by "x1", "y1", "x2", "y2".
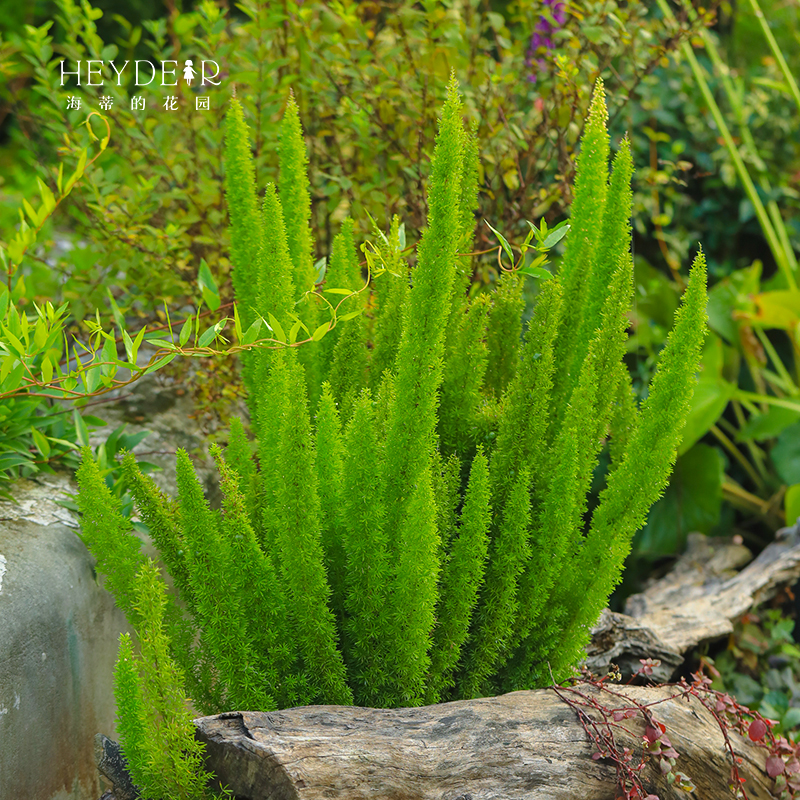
[{"x1": 77, "y1": 80, "x2": 708, "y2": 798}]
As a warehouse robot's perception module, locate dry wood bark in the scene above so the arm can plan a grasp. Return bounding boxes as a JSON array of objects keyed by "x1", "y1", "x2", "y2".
[
  {"x1": 195, "y1": 684, "x2": 774, "y2": 800},
  {"x1": 586, "y1": 526, "x2": 800, "y2": 682}
]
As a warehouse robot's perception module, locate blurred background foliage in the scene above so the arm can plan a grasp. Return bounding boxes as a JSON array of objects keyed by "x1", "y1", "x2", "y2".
[{"x1": 0, "y1": 0, "x2": 799, "y2": 596}]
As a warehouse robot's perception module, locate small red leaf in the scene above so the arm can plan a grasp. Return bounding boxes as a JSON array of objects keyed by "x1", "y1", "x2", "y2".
[
  {"x1": 644, "y1": 725, "x2": 661, "y2": 743},
  {"x1": 766, "y1": 755, "x2": 786, "y2": 778},
  {"x1": 749, "y1": 718, "x2": 768, "y2": 742}
]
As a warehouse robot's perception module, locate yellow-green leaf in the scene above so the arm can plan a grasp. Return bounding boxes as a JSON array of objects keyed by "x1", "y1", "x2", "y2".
[
  {"x1": 312, "y1": 321, "x2": 330, "y2": 341},
  {"x1": 31, "y1": 427, "x2": 51, "y2": 459},
  {"x1": 267, "y1": 313, "x2": 286, "y2": 344}
]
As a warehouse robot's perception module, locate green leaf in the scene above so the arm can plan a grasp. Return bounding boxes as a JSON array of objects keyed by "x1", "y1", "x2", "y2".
[
  {"x1": 22, "y1": 198, "x2": 41, "y2": 227},
  {"x1": 36, "y1": 177, "x2": 56, "y2": 215},
  {"x1": 85, "y1": 364, "x2": 101, "y2": 394},
  {"x1": 179, "y1": 318, "x2": 193, "y2": 346},
  {"x1": 131, "y1": 326, "x2": 146, "y2": 364},
  {"x1": 484, "y1": 220, "x2": 514, "y2": 264},
  {"x1": 101, "y1": 336, "x2": 117, "y2": 375},
  {"x1": 144, "y1": 354, "x2": 177, "y2": 375},
  {"x1": 772, "y1": 423, "x2": 800, "y2": 485},
  {"x1": 107, "y1": 289, "x2": 125, "y2": 332},
  {"x1": 786, "y1": 484, "x2": 800, "y2": 527},
  {"x1": 121, "y1": 328, "x2": 134, "y2": 363},
  {"x1": 64, "y1": 148, "x2": 87, "y2": 194},
  {"x1": 41, "y1": 354, "x2": 53, "y2": 385},
  {"x1": 541, "y1": 224, "x2": 570, "y2": 249},
  {"x1": 338, "y1": 310, "x2": 363, "y2": 322},
  {"x1": 198, "y1": 321, "x2": 225, "y2": 348},
  {"x1": 635, "y1": 443, "x2": 724, "y2": 557},
  {"x1": 267, "y1": 313, "x2": 286, "y2": 344},
  {"x1": 706, "y1": 263, "x2": 761, "y2": 344},
  {"x1": 324, "y1": 288, "x2": 355, "y2": 296},
  {"x1": 2, "y1": 325, "x2": 26, "y2": 357},
  {"x1": 678, "y1": 339, "x2": 736, "y2": 456},
  {"x1": 232, "y1": 305, "x2": 243, "y2": 342},
  {"x1": 145, "y1": 338, "x2": 178, "y2": 351},
  {"x1": 312, "y1": 321, "x2": 330, "y2": 341},
  {"x1": 0, "y1": 453, "x2": 33, "y2": 471},
  {"x1": 737, "y1": 406, "x2": 800, "y2": 442},
  {"x1": 520, "y1": 267, "x2": 552, "y2": 280},
  {"x1": 1, "y1": 354, "x2": 16, "y2": 384},
  {"x1": 31, "y1": 426, "x2": 51, "y2": 458},
  {"x1": 241, "y1": 318, "x2": 262, "y2": 346},
  {"x1": 1, "y1": 360, "x2": 24, "y2": 393},
  {"x1": 198, "y1": 259, "x2": 221, "y2": 311},
  {"x1": 678, "y1": 380, "x2": 735, "y2": 455},
  {"x1": 781, "y1": 706, "x2": 800, "y2": 731},
  {"x1": 314, "y1": 256, "x2": 327, "y2": 283},
  {"x1": 73, "y1": 409, "x2": 90, "y2": 447}
]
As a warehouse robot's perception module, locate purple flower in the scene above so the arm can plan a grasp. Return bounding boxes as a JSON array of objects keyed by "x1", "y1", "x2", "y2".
[{"x1": 527, "y1": 0, "x2": 566, "y2": 83}]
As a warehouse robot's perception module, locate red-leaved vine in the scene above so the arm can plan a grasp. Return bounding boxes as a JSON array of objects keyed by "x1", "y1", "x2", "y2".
[{"x1": 551, "y1": 658, "x2": 800, "y2": 800}]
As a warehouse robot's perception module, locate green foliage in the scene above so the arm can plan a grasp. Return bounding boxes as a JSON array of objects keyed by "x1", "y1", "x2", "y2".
[
  {"x1": 113, "y1": 563, "x2": 216, "y2": 800},
  {"x1": 224, "y1": 98, "x2": 263, "y2": 332},
  {"x1": 340, "y1": 388, "x2": 390, "y2": 707},
  {"x1": 552, "y1": 80, "x2": 610, "y2": 410},
  {"x1": 425, "y1": 449, "x2": 491, "y2": 705},
  {"x1": 621, "y1": 1, "x2": 800, "y2": 557},
  {"x1": 76, "y1": 450, "x2": 146, "y2": 619},
  {"x1": 2, "y1": 0, "x2": 706, "y2": 318},
  {"x1": 708, "y1": 605, "x2": 800, "y2": 739},
  {"x1": 76, "y1": 84, "x2": 708, "y2": 796}
]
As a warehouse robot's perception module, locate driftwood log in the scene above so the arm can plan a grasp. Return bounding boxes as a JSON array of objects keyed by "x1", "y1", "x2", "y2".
[
  {"x1": 586, "y1": 524, "x2": 800, "y2": 682},
  {"x1": 195, "y1": 685, "x2": 774, "y2": 800}
]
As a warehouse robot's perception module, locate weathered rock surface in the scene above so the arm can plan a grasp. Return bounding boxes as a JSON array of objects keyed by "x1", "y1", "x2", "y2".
[
  {"x1": 0, "y1": 365, "x2": 222, "y2": 800},
  {"x1": 0, "y1": 473, "x2": 128, "y2": 800}
]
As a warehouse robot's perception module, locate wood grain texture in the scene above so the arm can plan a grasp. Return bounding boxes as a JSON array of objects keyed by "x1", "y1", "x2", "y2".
[
  {"x1": 586, "y1": 527, "x2": 800, "y2": 682},
  {"x1": 195, "y1": 685, "x2": 774, "y2": 800}
]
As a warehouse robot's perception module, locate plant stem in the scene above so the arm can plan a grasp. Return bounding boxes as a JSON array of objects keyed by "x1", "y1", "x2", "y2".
[
  {"x1": 745, "y1": 0, "x2": 800, "y2": 117},
  {"x1": 711, "y1": 424, "x2": 765, "y2": 491}
]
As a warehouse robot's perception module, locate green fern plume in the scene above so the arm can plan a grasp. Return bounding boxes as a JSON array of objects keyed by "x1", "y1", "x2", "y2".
[
  {"x1": 484, "y1": 272, "x2": 525, "y2": 399},
  {"x1": 549, "y1": 250, "x2": 709, "y2": 680},
  {"x1": 552, "y1": 79, "x2": 610, "y2": 408},
  {"x1": 279, "y1": 92, "x2": 320, "y2": 403},
  {"x1": 224, "y1": 99, "x2": 262, "y2": 330},
  {"x1": 382, "y1": 76, "x2": 466, "y2": 537},
  {"x1": 425, "y1": 449, "x2": 491, "y2": 704},
  {"x1": 341, "y1": 389, "x2": 391, "y2": 707},
  {"x1": 114, "y1": 563, "x2": 212, "y2": 800},
  {"x1": 77, "y1": 83, "x2": 712, "y2": 733},
  {"x1": 370, "y1": 216, "x2": 409, "y2": 385},
  {"x1": 76, "y1": 450, "x2": 145, "y2": 622},
  {"x1": 272, "y1": 354, "x2": 353, "y2": 705}
]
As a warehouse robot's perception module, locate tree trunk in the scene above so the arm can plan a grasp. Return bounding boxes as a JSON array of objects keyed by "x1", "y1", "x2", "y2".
[{"x1": 195, "y1": 684, "x2": 775, "y2": 800}]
